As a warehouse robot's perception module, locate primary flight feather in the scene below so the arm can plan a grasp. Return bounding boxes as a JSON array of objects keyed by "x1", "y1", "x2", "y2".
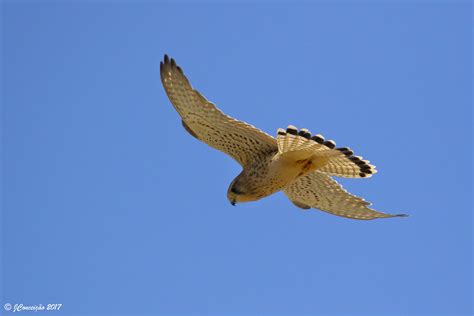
[{"x1": 160, "y1": 54, "x2": 407, "y2": 220}]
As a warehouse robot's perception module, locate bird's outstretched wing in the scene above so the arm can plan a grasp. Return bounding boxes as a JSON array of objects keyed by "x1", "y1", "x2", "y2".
[
  {"x1": 160, "y1": 55, "x2": 277, "y2": 167},
  {"x1": 284, "y1": 171, "x2": 407, "y2": 220}
]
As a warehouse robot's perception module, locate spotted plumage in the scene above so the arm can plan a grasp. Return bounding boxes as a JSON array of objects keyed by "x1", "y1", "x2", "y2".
[{"x1": 161, "y1": 55, "x2": 407, "y2": 220}]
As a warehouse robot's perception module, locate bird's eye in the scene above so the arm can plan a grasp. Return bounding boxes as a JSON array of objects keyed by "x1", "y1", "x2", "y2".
[{"x1": 231, "y1": 187, "x2": 240, "y2": 194}]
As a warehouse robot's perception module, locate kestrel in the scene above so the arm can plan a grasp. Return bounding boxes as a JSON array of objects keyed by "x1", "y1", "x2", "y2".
[{"x1": 160, "y1": 55, "x2": 407, "y2": 220}]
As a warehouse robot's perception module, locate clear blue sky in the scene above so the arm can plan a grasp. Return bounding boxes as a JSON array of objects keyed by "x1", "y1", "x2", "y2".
[{"x1": 2, "y1": 1, "x2": 472, "y2": 315}]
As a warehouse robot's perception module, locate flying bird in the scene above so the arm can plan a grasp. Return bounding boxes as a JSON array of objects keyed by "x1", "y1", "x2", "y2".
[{"x1": 160, "y1": 54, "x2": 407, "y2": 220}]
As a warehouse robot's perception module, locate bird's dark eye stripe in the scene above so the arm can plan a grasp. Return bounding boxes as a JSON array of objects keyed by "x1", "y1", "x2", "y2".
[{"x1": 231, "y1": 187, "x2": 241, "y2": 194}]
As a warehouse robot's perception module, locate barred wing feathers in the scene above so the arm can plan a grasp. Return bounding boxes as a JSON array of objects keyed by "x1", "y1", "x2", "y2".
[
  {"x1": 160, "y1": 55, "x2": 277, "y2": 167},
  {"x1": 284, "y1": 171, "x2": 407, "y2": 220}
]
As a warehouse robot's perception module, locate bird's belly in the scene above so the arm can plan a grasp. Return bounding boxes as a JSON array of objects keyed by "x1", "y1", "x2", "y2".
[
  {"x1": 243, "y1": 155, "x2": 317, "y2": 202},
  {"x1": 254, "y1": 161, "x2": 305, "y2": 199}
]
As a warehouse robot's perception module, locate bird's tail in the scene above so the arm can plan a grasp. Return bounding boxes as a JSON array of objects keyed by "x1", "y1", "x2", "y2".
[{"x1": 276, "y1": 125, "x2": 377, "y2": 178}]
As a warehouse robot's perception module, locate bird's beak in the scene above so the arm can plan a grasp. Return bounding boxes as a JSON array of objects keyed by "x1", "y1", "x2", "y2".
[{"x1": 231, "y1": 200, "x2": 236, "y2": 206}]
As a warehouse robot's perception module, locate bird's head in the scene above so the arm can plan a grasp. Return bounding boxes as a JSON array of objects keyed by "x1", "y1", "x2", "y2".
[
  {"x1": 227, "y1": 178, "x2": 243, "y2": 206},
  {"x1": 227, "y1": 175, "x2": 260, "y2": 205}
]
